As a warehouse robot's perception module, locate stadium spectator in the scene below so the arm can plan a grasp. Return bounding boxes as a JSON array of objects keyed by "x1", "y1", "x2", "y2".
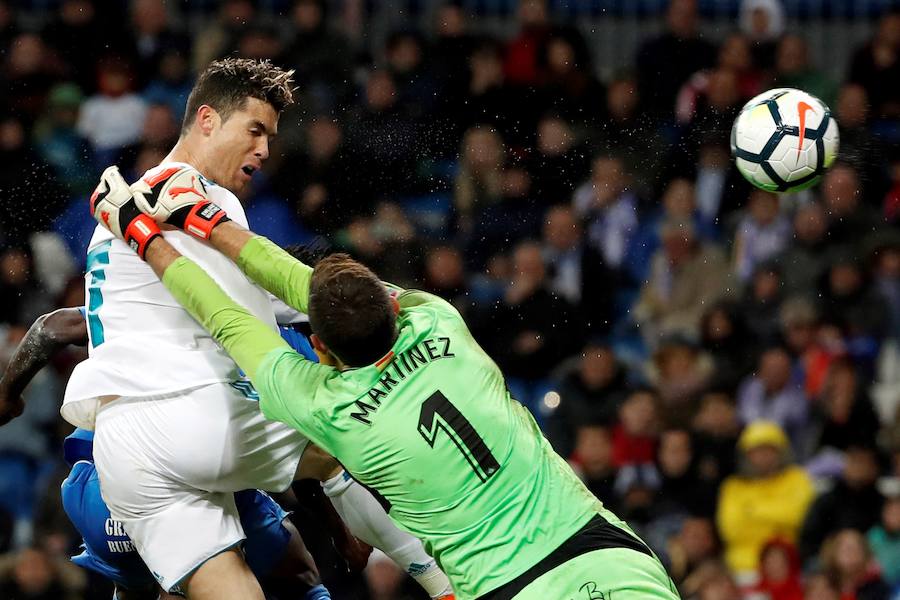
[
  {"x1": 3, "y1": 33, "x2": 64, "y2": 124},
  {"x1": 736, "y1": 345, "x2": 808, "y2": 451},
  {"x1": 430, "y1": 3, "x2": 475, "y2": 105},
  {"x1": 691, "y1": 391, "x2": 741, "y2": 487},
  {"x1": 344, "y1": 69, "x2": 422, "y2": 204},
  {"x1": 716, "y1": 421, "x2": 815, "y2": 577},
  {"x1": 772, "y1": 34, "x2": 837, "y2": 107},
  {"x1": 453, "y1": 125, "x2": 505, "y2": 230},
  {"x1": 384, "y1": 30, "x2": 439, "y2": 119},
  {"x1": 32, "y1": 83, "x2": 95, "y2": 196},
  {"x1": 572, "y1": 154, "x2": 639, "y2": 274},
  {"x1": 870, "y1": 237, "x2": 900, "y2": 341},
  {"x1": 676, "y1": 33, "x2": 762, "y2": 125},
  {"x1": 799, "y1": 444, "x2": 884, "y2": 562},
  {"x1": 503, "y1": 0, "x2": 552, "y2": 87},
  {"x1": 656, "y1": 427, "x2": 717, "y2": 518},
  {"x1": 343, "y1": 202, "x2": 419, "y2": 285},
  {"x1": 597, "y1": 75, "x2": 665, "y2": 196},
  {"x1": 700, "y1": 303, "x2": 757, "y2": 393},
  {"x1": 456, "y1": 40, "x2": 516, "y2": 136},
  {"x1": 545, "y1": 341, "x2": 631, "y2": 456},
  {"x1": 481, "y1": 241, "x2": 583, "y2": 401},
  {"x1": 819, "y1": 254, "x2": 889, "y2": 345},
  {"x1": 867, "y1": 492, "x2": 900, "y2": 588},
  {"x1": 633, "y1": 218, "x2": 733, "y2": 344},
  {"x1": 835, "y1": 84, "x2": 885, "y2": 188},
  {"x1": 0, "y1": 115, "x2": 67, "y2": 246},
  {"x1": 803, "y1": 572, "x2": 841, "y2": 600},
  {"x1": 76, "y1": 57, "x2": 147, "y2": 167},
  {"x1": 739, "y1": 262, "x2": 786, "y2": 343},
  {"x1": 644, "y1": 335, "x2": 713, "y2": 415},
  {"x1": 680, "y1": 560, "x2": 742, "y2": 600},
  {"x1": 421, "y1": 245, "x2": 469, "y2": 314},
  {"x1": 674, "y1": 69, "x2": 744, "y2": 176},
  {"x1": 750, "y1": 539, "x2": 803, "y2": 600},
  {"x1": 625, "y1": 177, "x2": 717, "y2": 283},
  {"x1": 192, "y1": 0, "x2": 257, "y2": 74},
  {"x1": 819, "y1": 529, "x2": 891, "y2": 600},
  {"x1": 739, "y1": 0, "x2": 786, "y2": 70},
  {"x1": 0, "y1": 546, "x2": 84, "y2": 600},
  {"x1": 847, "y1": 10, "x2": 900, "y2": 119},
  {"x1": 143, "y1": 46, "x2": 192, "y2": 124},
  {"x1": 526, "y1": 113, "x2": 590, "y2": 207},
  {"x1": 811, "y1": 359, "x2": 882, "y2": 452},
  {"x1": 635, "y1": 0, "x2": 715, "y2": 118},
  {"x1": 43, "y1": 0, "x2": 127, "y2": 94},
  {"x1": 732, "y1": 189, "x2": 791, "y2": 283},
  {"x1": 568, "y1": 423, "x2": 617, "y2": 505},
  {"x1": 821, "y1": 163, "x2": 884, "y2": 250},
  {"x1": 541, "y1": 204, "x2": 616, "y2": 332},
  {"x1": 272, "y1": 116, "x2": 359, "y2": 234},
  {"x1": 129, "y1": 0, "x2": 188, "y2": 84},
  {"x1": 538, "y1": 28, "x2": 605, "y2": 127},
  {"x1": 664, "y1": 516, "x2": 719, "y2": 587},
  {"x1": 611, "y1": 388, "x2": 660, "y2": 468},
  {"x1": 776, "y1": 202, "x2": 830, "y2": 298}
]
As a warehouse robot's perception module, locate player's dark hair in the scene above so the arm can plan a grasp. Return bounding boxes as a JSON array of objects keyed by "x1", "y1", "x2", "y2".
[
  {"x1": 181, "y1": 58, "x2": 295, "y2": 133},
  {"x1": 308, "y1": 254, "x2": 397, "y2": 367}
]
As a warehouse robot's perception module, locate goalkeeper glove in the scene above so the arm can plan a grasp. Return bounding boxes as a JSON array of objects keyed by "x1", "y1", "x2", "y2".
[
  {"x1": 90, "y1": 166, "x2": 161, "y2": 259},
  {"x1": 131, "y1": 166, "x2": 229, "y2": 240}
]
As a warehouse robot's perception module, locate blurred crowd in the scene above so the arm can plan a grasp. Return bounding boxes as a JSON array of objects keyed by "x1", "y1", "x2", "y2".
[{"x1": 1, "y1": 0, "x2": 900, "y2": 599}]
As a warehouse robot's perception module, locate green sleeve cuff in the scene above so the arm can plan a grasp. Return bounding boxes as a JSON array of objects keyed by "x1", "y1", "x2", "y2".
[{"x1": 237, "y1": 236, "x2": 314, "y2": 314}]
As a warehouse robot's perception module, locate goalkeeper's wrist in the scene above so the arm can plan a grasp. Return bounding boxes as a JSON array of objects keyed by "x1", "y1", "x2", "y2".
[
  {"x1": 123, "y1": 213, "x2": 162, "y2": 259},
  {"x1": 169, "y1": 201, "x2": 230, "y2": 240}
]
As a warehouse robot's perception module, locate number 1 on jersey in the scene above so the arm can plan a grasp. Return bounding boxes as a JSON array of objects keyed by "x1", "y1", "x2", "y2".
[{"x1": 417, "y1": 390, "x2": 500, "y2": 482}]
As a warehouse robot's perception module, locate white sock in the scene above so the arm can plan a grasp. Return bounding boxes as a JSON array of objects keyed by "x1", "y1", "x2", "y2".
[{"x1": 322, "y1": 471, "x2": 453, "y2": 598}]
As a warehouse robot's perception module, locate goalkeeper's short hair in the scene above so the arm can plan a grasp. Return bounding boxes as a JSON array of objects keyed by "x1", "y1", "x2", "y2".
[{"x1": 308, "y1": 254, "x2": 397, "y2": 368}]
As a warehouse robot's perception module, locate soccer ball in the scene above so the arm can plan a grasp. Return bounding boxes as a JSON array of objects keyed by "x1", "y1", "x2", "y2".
[{"x1": 731, "y1": 88, "x2": 839, "y2": 192}]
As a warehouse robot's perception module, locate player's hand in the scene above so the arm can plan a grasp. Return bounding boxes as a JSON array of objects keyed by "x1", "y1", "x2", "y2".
[
  {"x1": 90, "y1": 166, "x2": 162, "y2": 259},
  {"x1": 131, "y1": 166, "x2": 229, "y2": 240},
  {"x1": 335, "y1": 533, "x2": 373, "y2": 573}
]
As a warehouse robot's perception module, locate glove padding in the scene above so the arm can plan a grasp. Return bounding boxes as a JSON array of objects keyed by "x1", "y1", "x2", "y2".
[
  {"x1": 90, "y1": 166, "x2": 161, "y2": 259},
  {"x1": 131, "y1": 166, "x2": 230, "y2": 240}
]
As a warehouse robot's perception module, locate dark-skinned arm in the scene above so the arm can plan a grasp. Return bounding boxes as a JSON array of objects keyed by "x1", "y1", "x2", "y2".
[{"x1": 0, "y1": 308, "x2": 88, "y2": 425}]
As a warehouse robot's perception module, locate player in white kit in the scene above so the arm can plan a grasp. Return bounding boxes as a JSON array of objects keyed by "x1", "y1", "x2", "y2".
[{"x1": 62, "y1": 59, "x2": 452, "y2": 600}]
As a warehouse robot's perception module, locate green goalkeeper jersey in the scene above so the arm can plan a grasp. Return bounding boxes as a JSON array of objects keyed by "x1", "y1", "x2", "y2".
[{"x1": 161, "y1": 238, "x2": 605, "y2": 599}]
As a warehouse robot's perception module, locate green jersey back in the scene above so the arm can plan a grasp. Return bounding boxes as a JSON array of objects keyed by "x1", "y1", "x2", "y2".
[{"x1": 257, "y1": 291, "x2": 603, "y2": 599}]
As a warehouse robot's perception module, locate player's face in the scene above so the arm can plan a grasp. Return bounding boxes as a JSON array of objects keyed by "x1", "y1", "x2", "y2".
[{"x1": 206, "y1": 98, "x2": 278, "y2": 193}]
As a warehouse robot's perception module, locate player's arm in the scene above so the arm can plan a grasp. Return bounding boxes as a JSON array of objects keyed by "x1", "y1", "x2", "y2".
[{"x1": 0, "y1": 308, "x2": 88, "y2": 425}]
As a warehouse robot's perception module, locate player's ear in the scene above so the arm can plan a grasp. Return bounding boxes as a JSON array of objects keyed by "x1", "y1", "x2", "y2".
[
  {"x1": 310, "y1": 334, "x2": 336, "y2": 366},
  {"x1": 390, "y1": 296, "x2": 400, "y2": 316},
  {"x1": 196, "y1": 105, "x2": 219, "y2": 136}
]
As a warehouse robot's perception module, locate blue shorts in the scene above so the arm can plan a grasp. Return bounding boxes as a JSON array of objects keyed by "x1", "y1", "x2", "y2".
[{"x1": 61, "y1": 460, "x2": 291, "y2": 590}]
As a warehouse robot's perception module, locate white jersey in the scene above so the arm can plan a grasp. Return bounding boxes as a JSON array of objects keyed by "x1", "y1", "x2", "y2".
[{"x1": 62, "y1": 162, "x2": 277, "y2": 430}]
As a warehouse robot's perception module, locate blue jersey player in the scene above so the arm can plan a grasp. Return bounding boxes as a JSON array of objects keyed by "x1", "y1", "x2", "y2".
[{"x1": 61, "y1": 427, "x2": 330, "y2": 600}]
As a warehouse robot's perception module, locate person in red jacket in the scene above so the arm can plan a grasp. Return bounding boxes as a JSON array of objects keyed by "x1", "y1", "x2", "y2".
[{"x1": 752, "y1": 539, "x2": 804, "y2": 600}]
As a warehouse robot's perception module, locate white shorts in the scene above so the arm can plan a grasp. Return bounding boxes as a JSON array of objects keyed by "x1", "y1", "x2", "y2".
[{"x1": 93, "y1": 381, "x2": 308, "y2": 592}]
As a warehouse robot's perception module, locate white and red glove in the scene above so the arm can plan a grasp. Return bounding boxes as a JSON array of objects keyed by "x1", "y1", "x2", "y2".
[
  {"x1": 90, "y1": 166, "x2": 161, "y2": 259},
  {"x1": 131, "y1": 166, "x2": 229, "y2": 240}
]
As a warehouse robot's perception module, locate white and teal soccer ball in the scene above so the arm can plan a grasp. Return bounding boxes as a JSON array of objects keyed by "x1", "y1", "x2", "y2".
[{"x1": 731, "y1": 88, "x2": 839, "y2": 192}]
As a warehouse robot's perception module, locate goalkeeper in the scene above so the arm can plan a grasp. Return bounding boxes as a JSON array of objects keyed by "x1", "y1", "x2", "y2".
[{"x1": 91, "y1": 166, "x2": 679, "y2": 600}]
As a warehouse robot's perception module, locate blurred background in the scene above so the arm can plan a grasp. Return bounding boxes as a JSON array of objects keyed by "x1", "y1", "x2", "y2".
[{"x1": 1, "y1": 0, "x2": 900, "y2": 599}]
